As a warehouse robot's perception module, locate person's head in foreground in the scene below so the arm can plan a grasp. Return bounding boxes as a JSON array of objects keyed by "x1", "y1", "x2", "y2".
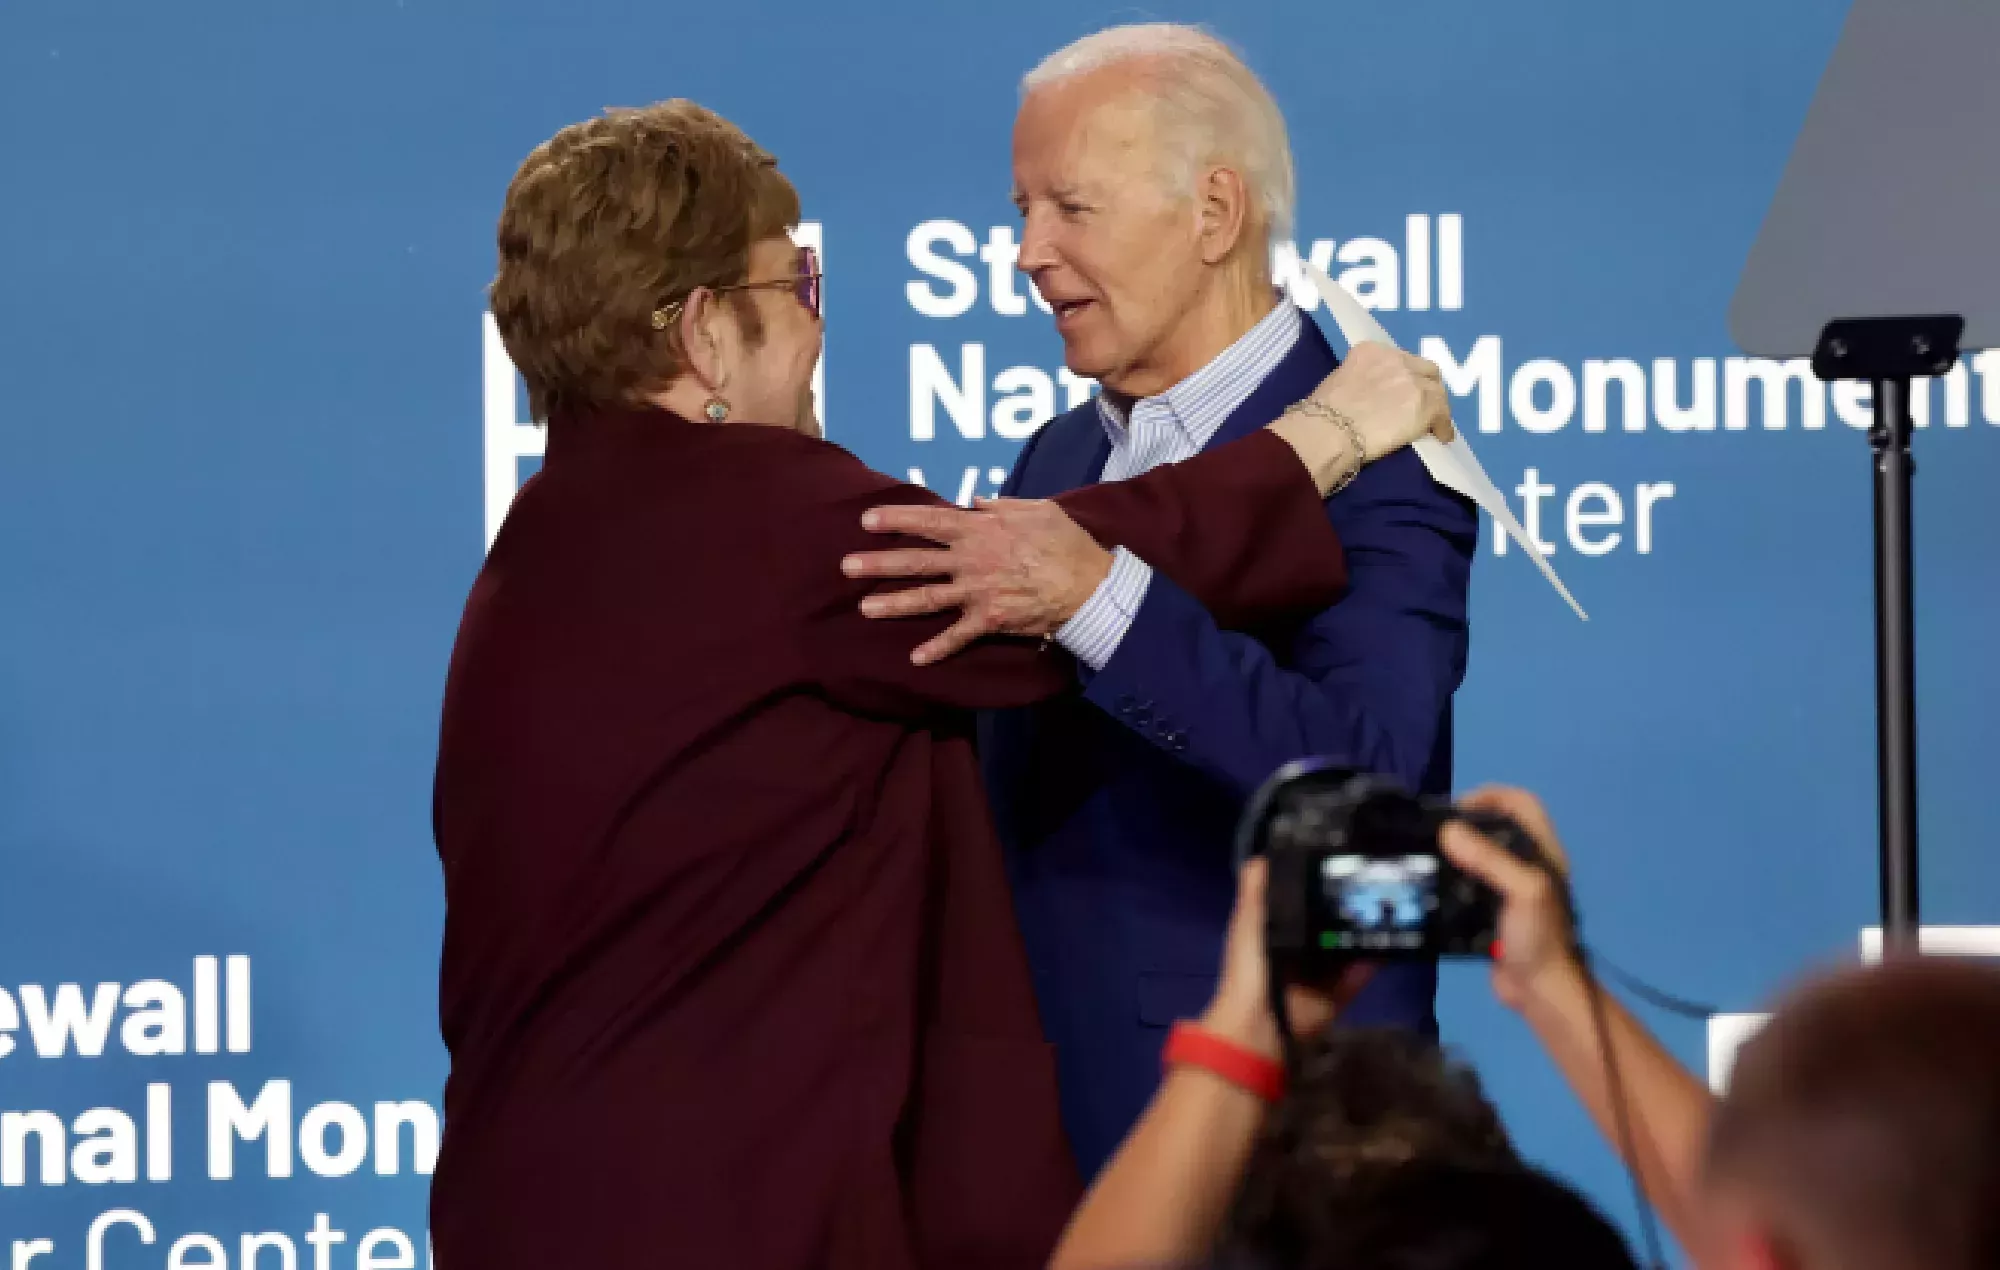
[
  {"x1": 1212, "y1": 1030, "x2": 1638, "y2": 1270},
  {"x1": 1702, "y1": 956, "x2": 2000, "y2": 1270},
  {"x1": 1234, "y1": 1028, "x2": 1518, "y2": 1196},
  {"x1": 490, "y1": 99, "x2": 822, "y2": 436},
  {"x1": 1013, "y1": 23, "x2": 1293, "y2": 398},
  {"x1": 1220, "y1": 1158, "x2": 1639, "y2": 1270}
]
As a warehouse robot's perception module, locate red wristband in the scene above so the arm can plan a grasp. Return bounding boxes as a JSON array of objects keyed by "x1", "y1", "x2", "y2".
[{"x1": 1162, "y1": 1021, "x2": 1287, "y2": 1103}]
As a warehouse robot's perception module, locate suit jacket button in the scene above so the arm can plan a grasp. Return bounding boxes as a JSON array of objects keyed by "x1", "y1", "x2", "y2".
[
  {"x1": 1132, "y1": 705, "x2": 1152, "y2": 725},
  {"x1": 1168, "y1": 734, "x2": 1189, "y2": 753},
  {"x1": 1116, "y1": 694, "x2": 1137, "y2": 714}
]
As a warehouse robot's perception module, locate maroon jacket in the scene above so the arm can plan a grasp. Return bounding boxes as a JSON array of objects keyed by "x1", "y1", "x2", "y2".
[{"x1": 428, "y1": 404, "x2": 1344, "y2": 1270}]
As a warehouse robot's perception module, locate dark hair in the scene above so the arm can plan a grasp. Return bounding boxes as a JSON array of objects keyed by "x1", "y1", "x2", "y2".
[
  {"x1": 1216, "y1": 1161, "x2": 1640, "y2": 1270},
  {"x1": 1707, "y1": 956, "x2": 2000, "y2": 1270},
  {"x1": 490, "y1": 99, "x2": 801, "y2": 421},
  {"x1": 1235, "y1": 1028, "x2": 1517, "y2": 1199},
  {"x1": 1215, "y1": 1029, "x2": 1635, "y2": 1270}
]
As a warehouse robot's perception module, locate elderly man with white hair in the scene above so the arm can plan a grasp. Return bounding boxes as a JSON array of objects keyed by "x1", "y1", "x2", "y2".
[{"x1": 862, "y1": 22, "x2": 1477, "y2": 1182}]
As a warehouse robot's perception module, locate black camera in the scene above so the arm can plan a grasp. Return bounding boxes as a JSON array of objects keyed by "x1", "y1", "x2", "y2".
[{"x1": 1235, "y1": 761, "x2": 1544, "y2": 967}]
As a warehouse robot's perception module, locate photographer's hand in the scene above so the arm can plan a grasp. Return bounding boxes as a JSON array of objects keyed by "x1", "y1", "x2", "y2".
[
  {"x1": 1441, "y1": 784, "x2": 1718, "y2": 1261},
  {"x1": 1048, "y1": 859, "x2": 1371, "y2": 1270},
  {"x1": 1439, "y1": 786, "x2": 1582, "y2": 1010},
  {"x1": 1200, "y1": 857, "x2": 1376, "y2": 1058}
]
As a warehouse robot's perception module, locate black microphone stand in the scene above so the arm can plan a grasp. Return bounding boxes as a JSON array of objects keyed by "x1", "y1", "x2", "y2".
[{"x1": 1811, "y1": 314, "x2": 1963, "y2": 953}]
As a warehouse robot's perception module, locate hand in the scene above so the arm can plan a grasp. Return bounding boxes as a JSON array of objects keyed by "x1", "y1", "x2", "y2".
[
  {"x1": 1438, "y1": 786, "x2": 1578, "y2": 1012},
  {"x1": 1310, "y1": 341, "x2": 1457, "y2": 459},
  {"x1": 840, "y1": 497, "x2": 1112, "y2": 666},
  {"x1": 1200, "y1": 858, "x2": 1377, "y2": 1061}
]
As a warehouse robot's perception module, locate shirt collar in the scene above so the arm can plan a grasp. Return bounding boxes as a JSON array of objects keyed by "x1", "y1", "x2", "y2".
[{"x1": 1095, "y1": 298, "x2": 1303, "y2": 448}]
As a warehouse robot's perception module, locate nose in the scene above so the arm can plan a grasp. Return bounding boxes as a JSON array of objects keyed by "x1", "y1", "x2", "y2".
[{"x1": 1017, "y1": 206, "x2": 1060, "y2": 278}]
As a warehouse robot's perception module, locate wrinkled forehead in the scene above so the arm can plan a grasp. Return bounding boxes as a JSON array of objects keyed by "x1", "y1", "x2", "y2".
[{"x1": 1011, "y1": 74, "x2": 1168, "y2": 197}]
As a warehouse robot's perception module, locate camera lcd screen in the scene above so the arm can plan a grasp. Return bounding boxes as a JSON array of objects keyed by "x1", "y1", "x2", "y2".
[{"x1": 1314, "y1": 852, "x2": 1439, "y2": 952}]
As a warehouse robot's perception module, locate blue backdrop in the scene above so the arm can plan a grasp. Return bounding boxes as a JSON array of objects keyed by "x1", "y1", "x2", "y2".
[{"x1": 4, "y1": 0, "x2": 1996, "y2": 1263}]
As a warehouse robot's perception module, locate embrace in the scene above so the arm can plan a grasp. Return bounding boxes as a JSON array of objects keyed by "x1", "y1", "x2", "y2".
[{"x1": 428, "y1": 23, "x2": 1474, "y2": 1270}]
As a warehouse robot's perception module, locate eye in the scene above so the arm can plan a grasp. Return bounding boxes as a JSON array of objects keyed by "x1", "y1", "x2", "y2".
[{"x1": 1059, "y1": 201, "x2": 1088, "y2": 217}]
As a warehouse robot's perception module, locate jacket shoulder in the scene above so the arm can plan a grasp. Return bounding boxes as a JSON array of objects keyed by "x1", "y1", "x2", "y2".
[{"x1": 726, "y1": 426, "x2": 907, "y2": 508}]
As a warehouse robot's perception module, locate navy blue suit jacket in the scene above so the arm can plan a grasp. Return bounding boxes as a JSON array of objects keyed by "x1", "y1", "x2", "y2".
[{"x1": 979, "y1": 313, "x2": 1478, "y2": 1178}]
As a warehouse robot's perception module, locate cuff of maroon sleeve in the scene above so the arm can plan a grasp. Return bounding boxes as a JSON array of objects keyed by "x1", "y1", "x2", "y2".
[{"x1": 1055, "y1": 546, "x2": 1153, "y2": 671}]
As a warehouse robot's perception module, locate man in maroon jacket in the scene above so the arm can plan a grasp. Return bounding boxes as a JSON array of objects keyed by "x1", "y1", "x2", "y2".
[{"x1": 430, "y1": 100, "x2": 1447, "y2": 1270}]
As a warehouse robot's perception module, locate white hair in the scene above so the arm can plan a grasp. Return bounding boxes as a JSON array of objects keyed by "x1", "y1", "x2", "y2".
[{"x1": 1022, "y1": 23, "x2": 1296, "y2": 243}]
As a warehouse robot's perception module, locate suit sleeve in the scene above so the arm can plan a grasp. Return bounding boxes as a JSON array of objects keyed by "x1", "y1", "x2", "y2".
[{"x1": 1076, "y1": 448, "x2": 1477, "y2": 797}]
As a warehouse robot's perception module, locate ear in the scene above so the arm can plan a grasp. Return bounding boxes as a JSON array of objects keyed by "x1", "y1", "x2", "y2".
[
  {"x1": 674, "y1": 289, "x2": 732, "y2": 392},
  {"x1": 1195, "y1": 165, "x2": 1252, "y2": 265}
]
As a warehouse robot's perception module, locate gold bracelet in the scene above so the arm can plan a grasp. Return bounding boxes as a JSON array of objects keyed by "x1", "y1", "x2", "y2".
[{"x1": 1283, "y1": 399, "x2": 1366, "y2": 495}]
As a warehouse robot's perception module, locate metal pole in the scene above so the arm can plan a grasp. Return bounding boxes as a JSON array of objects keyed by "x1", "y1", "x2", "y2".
[{"x1": 1870, "y1": 377, "x2": 1920, "y2": 951}]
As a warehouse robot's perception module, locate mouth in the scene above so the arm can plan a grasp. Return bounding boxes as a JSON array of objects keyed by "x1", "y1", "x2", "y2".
[{"x1": 1050, "y1": 297, "x2": 1096, "y2": 328}]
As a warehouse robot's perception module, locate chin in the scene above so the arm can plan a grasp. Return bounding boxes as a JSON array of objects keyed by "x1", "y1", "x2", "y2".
[{"x1": 1061, "y1": 343, "x2": 1116, "y2": 386}]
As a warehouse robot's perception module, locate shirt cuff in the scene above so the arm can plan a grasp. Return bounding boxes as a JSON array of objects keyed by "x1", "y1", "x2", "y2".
[{"x1": 1055, "y1": 547, "x2": 1154, "y2": 672}]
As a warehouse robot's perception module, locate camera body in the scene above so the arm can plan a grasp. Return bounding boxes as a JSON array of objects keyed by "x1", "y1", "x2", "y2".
[{"x1": 1237, "y1": 761, "x2": 1543, "y2": 969}]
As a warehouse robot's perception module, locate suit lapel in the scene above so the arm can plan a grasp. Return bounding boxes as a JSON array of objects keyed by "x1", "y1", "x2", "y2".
[
  {"x1": 1022, "y1": 409, "x2": 1114, "y2": 498},
  {"x1": 1202, "y1": 312, "x2": 1341, "y2": 454}
]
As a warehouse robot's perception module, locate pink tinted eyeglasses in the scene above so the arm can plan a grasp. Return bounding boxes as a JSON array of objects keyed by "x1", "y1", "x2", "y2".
[{"x1": 652, "y1": 245, "x2": 821, "y2": 330}]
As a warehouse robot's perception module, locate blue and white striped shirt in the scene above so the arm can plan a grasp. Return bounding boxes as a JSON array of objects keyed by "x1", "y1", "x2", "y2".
[{"x1": 1055, "y1": 299, "x2": 1304, "y2": 669}]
